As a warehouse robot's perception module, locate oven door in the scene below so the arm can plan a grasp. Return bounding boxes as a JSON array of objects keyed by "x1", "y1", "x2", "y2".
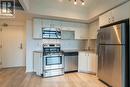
[{"x1": 44, "y1": 55, "x2": 64, "y2": 70}]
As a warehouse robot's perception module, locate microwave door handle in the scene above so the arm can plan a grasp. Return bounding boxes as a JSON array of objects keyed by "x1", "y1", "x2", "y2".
[
  {"x1": 55, "y1": 31, "x2": 58, "y2": 38},
  {"x1": 56, "y1": 31, "x2": 59, "y2": 38}
]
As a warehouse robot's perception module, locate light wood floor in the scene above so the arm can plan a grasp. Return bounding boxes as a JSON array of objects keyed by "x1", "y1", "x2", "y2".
[{"x1": 0, "y1": 67, "x2": 108, "y2": 87}]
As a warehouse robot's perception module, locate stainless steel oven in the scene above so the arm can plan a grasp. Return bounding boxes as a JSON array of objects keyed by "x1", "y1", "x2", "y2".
[
  {"x1": 44, "y1": 54, "x2": 64, "y2": 70},
  {"x1": 43, "y1": 44, "x2": 64, "y2": 77}
]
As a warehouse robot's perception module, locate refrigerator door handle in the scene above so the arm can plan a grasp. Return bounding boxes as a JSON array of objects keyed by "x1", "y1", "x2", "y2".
[{"x1": 97, "y1": 44, "x2": 100, "y2": 55}]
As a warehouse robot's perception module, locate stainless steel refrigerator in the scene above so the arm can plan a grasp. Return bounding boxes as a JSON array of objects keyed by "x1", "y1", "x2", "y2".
[{"x1": 97, "y1": 19, "x2": 129, "y2": 87}]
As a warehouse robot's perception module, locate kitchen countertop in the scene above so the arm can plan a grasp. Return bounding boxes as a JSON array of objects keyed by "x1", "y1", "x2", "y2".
[
  {"x1": 61, "y1": 49, "x2": 80, "y2": 53},
  {"x1": 33, "y1": 50, "x2": 43, "y2": 53},
  {"x1": 62, "y1": 49, "x2": 96, "y2": 53},
  {"x1": 79, "y1": 50, "x2": 96, "y2": 54},
  {"x1": 33, "y1": 49, "x2": 96, "y2": 54}
]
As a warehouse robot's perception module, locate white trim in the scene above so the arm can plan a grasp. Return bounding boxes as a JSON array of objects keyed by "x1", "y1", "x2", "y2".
[{"x1": 19, "y1": 0, "x2": 29, "y2": 11}]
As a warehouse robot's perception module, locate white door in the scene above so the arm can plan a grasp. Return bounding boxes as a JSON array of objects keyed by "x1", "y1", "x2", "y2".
[{"x1": 1, "y1": 25, "x2": 25, "y2": 68}]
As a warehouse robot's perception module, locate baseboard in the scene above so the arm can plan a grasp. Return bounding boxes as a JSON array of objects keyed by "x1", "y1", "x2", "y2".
[
  {"x1": 1, "y1": 66, "x2": 26, "y2": 69},
  {"x1": 78, "y1": 71, "x2": 97, "y2": 75}
]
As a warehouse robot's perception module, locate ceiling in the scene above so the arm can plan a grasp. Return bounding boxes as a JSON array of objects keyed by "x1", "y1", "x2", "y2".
[{"x1": 19, "y1": 0, "x2": 129, "y2": 23}]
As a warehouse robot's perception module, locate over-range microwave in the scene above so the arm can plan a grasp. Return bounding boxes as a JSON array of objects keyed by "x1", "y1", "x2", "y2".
[{"x1": 42, "y1": 27, "x2": 61, "y2": 39}]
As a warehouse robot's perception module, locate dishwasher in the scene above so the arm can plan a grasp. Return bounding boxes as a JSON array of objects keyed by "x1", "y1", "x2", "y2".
[{"x1": 64, "y1": 52, "x2": 78, "y2": 72}]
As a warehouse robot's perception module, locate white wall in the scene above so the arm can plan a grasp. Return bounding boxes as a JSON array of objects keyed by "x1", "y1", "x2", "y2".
[{"x1": 61, "y1": 40, "x2": 87, "y2": 50}]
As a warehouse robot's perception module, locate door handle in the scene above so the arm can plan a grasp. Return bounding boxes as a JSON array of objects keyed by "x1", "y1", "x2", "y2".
[{"x1": 19, "y1": 43, "x2": 23, "y2": 49}]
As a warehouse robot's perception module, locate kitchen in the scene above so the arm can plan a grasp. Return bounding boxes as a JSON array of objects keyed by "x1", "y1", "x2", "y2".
[
  {"x1": 32, "y1": 18, "x2": 98, "y2": 77},
  {"x1": 0, "y1": 0, "x2": 130, "y2": 87}
]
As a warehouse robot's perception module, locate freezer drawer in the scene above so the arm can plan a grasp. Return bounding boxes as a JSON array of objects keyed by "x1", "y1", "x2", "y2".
[{"x1": 43, "y1": 69, "x2": 64, "y2": 77}]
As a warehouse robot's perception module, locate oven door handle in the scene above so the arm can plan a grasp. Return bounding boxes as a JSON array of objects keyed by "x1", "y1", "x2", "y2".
[{"x1": 44, "y1": 55, "x2": 63, "y2": 57}]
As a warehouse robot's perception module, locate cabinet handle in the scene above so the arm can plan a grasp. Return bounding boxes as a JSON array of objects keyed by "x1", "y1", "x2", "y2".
[
  {"x1": 19, "y1": 43, "x2": 23, "y2": 49},
  {"x1": 39, "y1": 34, "x2": 42, "y2": 37},
  {"x1": 108, "y1": 17, "x2": 111, "y2": 23},
  {"x1": 112, "y1": 16, "x2": 114, "y2": 22}
]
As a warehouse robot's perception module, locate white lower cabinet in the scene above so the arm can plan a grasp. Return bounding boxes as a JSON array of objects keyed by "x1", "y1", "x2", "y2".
[
  {"x1": 78, "y1": 51, "x2": 97, "y2": 74},
  {"x1": 87, "y1": 53, "x2": 97, "y2": 73},
  {"x1": 78, "y1": 52, "x2": 88, "y2": 72},
  {"x1": 33, "y1": 52, "x2": 43, "y2": 76}
]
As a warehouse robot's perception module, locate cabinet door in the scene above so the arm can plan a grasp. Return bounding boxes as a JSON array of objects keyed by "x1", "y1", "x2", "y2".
[
  {"x1": 112, "y1": 1, "x2": 130, "y2": 23},
  {"x1": 42, "y1": 19, "x2": 51, "y2": 28},
  {"x1": 88, "y1": 21, "x2": 99, "y2": 39},
  {"x1": 61, "y1": 21, "x2": 73, "y2": 31},
  {"x1": 92, "y1": 53, "x2": 98, "y2": 73},
  {"x1": 53, "y1": 20, "x2": 62, "y2": 28},
  {"x1": 99, "y1": 11, "x2": 112, "y2": 27},
  {"x1": 78, "y1": 52, "x2": 88, "y2": 72},
  {"x1": 75, "y1": 24, "x2": 88, "y2": 39},
  {"x1": 33, "y1": 52, "x2": 43, "y2": 76},
  {"x1": 61, "y1": 30, "x2": 75, "y2": 40},
  {"x1": 33, "y1": 18, "x2": 42, "y2": 39},
  {"x1": 88, "y1": 53, "x2": 97, "y2": 73},
  {"x1": 87, "y1": 53, "x2": 92, "y2": 72}
]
